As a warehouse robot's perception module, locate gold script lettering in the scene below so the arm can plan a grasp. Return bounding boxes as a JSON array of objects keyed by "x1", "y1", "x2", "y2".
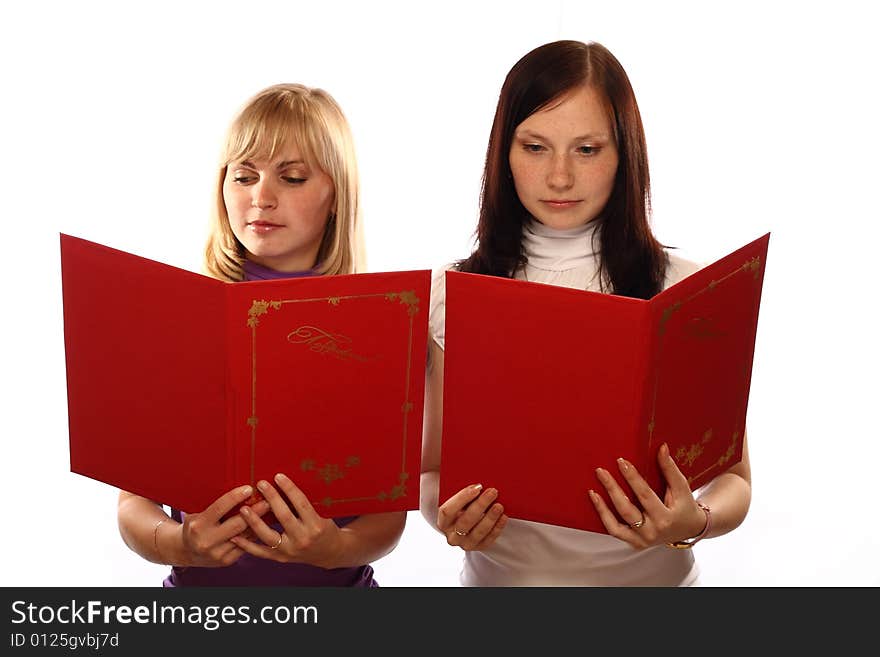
[{"x1": 287, "y1": 326, "x2": 373, "y2": 362}]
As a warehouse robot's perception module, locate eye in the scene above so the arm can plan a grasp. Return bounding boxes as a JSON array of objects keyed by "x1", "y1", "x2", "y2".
[
  {"x1": 232, "y1": 174, "x2": 256, "y2": 185},
  {"x1": 577, "y1": 145, "x2": 598, "y2": 155},
  {"x1": 523, "y1": 143, "x2": 545, "y2": 153},
  {"x1": 281, "y1": 176, "x2": 307, "y2": 184}
]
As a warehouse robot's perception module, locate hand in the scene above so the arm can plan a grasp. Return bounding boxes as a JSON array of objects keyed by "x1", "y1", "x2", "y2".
[
  {"x1": 437, "y1": 484, "x2": 508, "y2": 551},
  {"x1": 232, "y1": 473, "x2": 343, "y2": 567},
  {"x1": 179, "y1": 485, "x2": 270, "y2": 567},
  {"x1": 588, "y1": 443, "x2": 709, "y2": 549}
]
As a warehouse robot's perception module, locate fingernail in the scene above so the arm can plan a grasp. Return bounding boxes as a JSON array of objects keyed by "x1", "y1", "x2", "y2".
[
  {"x1": 588, "y1": 489, "x2": 598, "y2": 501},
  {"x1": 596, "y1": 467, "x2": 608, "y2": 479},
  {"x1": 257, "y1": 480, "x2": 269, "y2": 491},
  {"x1": 486, "y1": 488, "x2": 498, "y2": 499},
  {"x1": 240, "y1": 485, "x2": 253, "y2": 497},
  {"x1": 472, "y1": 483, "x2": 483, "y2": 492},
  {"x1": 661, "y1": 443, "x2": 670, "y2": 458},
  {"x1": 617, "y1": 458, "x2": 630, "y2": 472},
  {"x1": 275, "y1": 473, "x2": 289, "y2": 484},
  {"x1": 240, "y1": 506, "x2": 251, "y2": 517}
]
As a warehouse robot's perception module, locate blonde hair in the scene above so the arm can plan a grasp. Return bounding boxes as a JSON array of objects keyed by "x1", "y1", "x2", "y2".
[{"x1": 204, "y1": 83, "x2": 364, "y2": 281}]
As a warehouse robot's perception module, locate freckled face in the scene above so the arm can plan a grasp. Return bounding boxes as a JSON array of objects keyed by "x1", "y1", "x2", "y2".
[
  {"x1": 223, "y1": 144, "x2": 335, "y2": 272},
  {"x1": 509, "y1": 85, "x2": 619, "y2": 230}
]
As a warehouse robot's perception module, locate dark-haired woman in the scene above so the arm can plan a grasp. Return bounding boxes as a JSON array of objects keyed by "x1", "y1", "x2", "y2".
[{"x1": 419, "y1": 41, "x2": 751, "y2": 586}]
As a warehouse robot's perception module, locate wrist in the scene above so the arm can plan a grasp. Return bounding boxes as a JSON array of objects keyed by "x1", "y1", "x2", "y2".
[
  {"x1": 666, "y1": 501, "x2": 711, "y2": 550},
  {"x1": 158, "y1": 520, "x2": 187, "y2": 566}
]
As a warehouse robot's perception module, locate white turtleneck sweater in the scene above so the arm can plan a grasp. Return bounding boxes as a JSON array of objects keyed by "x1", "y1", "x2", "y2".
[{"x1": 429, "y1": 219, "x2": 705, "y2": 587}]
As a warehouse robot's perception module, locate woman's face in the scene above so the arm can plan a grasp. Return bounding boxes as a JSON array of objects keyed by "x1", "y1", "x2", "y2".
[
  {"x1": 223, "y1": 143, "x2": 335, "y2": 272},
  {"x1": 509, "y1": 84, "x2": 618, "y2": 230}
]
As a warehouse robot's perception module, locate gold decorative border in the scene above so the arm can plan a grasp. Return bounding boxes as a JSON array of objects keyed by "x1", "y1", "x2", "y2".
[
  {"x1": 245, "y1": 290, "x2": 419, "y2": 506},
  {"x1": 647, "y1": 256, "x2": 761, "y2": 483}
]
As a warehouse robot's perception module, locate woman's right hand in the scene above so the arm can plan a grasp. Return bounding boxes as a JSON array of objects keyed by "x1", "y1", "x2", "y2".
[
  {"x1": 177, "y1": 485, "x2": 269, "y2": 567},
  {"x1": 436, "y1": 484, "x2": 508, "y2": 551}
]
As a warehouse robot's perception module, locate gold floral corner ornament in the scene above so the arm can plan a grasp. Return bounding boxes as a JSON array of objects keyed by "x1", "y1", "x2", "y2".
[
  {"x1": 744, "y1": 256, "x2": 762, "y2": 279},
  {"x1": 319, "y1": 472, "x2": 409, "y2": 507},
  {"x1": 385, "y1": 290, "x2": 420, "y2": 317},
  {"x1": 675, "y1": 430, "x2": 740, "y2": 486},
  {"x1": 247, "y1": 299, "x2": 281, "y2": 328}
]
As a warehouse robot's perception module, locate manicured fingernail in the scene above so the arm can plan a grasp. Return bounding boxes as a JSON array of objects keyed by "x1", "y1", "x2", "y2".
[
  {"x1": 596, "y1": 468, "x2": 609, "y2": 479},
  {"x1": 472, "y1": 483, "x2": 483, "y2": 492},
  {"x1": 617, "y1": 458, "x2": 630, "y2": 472},
  {"x1": 257, "y1": 480, "x2": 269, "y2": 491},
  {"x1": 275, "y1": 473, "x2": 289, "y2": 484},
  {"x1": 240, "y1": 485, "x2": 253, "y2": 497}
]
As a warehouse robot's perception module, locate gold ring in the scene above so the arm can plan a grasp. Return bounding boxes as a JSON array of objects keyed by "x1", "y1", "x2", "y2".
[
  {"x1": 270, "y1": 533, "x2": 284, "y2": 549},
  {"x1": 629, "y1": 515, "x2": 645, "y2": 529},
  {"x1": 454, "y1": 529, "x2": 468, "y2": 537}
]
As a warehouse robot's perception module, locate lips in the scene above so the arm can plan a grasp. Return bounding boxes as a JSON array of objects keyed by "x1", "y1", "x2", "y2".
[
  {"x1": 541, "y1": 200, "x2": 582, "y2": 209},
  {"x1": 247, "y1": 220, "x2": 284, "y2": 234}
]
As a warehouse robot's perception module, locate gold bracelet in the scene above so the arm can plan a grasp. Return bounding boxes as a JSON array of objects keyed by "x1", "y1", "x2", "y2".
[
  {"x1": 153, "y1": 518, "x2": 168, "y2": 563},
  {"x1": 666, "y1": 501, "x2": 711, "y2": 550}
]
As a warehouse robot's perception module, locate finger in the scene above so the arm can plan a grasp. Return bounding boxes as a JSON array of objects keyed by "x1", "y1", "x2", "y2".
[
  {"x1": 239, "y1": 503, "x2": 284, "y2": 548},
  {"x1": 273, "y1": 473, "x2": 321, "y2": 526},
  {"x1": 202, "y1": 485, "x2": 255, "y2": 524},
  {"x1": 213, "y1": 541, "x2": 246, "y2": 566},
  {"x1": 461, "y1": 501, "x2": 504, "y2": 545},
  {"x1": 255, "y1": 479, "x2": 302, "y2": 530},
  {"x1": 595, "y1": 468, "x2": 644, "y2": 527},
  {"x1": 615, "y1": 458, "x2": 666, "y2": 516},
  {"x1": 437, "y1": 484, "x2": 484, "y2": 531},
  {"x1": 452, "y1": 488, "x2": 499, "y2": 535},
  {"x1": 472, "y1": 513, "x2": 509, "y2": 551},
  {"x1": 229, "y1": 534, "x2": 279, "y2": 561},
  {"x1": 248, "y1": 499, "x2": 272, "y2": 517},
  {"x1": 588, "y1": 489, "x2": 634, "y2": 539},
  {"x1": 656, "y1": 443, "x2": 693, "y2": 494}
]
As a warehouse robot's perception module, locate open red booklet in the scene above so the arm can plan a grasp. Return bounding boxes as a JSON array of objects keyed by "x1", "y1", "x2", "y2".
[
  {"x1": 61, "y1": 234, "x2": 429, "y2": 517},
  {"x1": 439, "y1": 233, "x2": 769, "y2": 533}
]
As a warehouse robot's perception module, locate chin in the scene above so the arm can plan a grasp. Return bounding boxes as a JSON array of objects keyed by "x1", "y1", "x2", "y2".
[{"x1": 535, "y1": 216, "x2": 593, "y2": 230}]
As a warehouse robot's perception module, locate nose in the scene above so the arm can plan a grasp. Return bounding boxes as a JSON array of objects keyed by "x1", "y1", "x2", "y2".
[
  {"x1": 251, "y1": 178, "x2": 278, "y2": 210},
  {"x1": 546, "y1": 154, "x2": 574, "y2": 191}
]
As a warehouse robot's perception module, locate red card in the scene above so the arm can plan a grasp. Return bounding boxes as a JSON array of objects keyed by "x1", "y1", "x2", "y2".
[
  {"x1": 60, "y1": 234, "x2": 429, "y2": 517},
  {"x1": 439, "y1": 234, "x2": 769, "y2": 532}
]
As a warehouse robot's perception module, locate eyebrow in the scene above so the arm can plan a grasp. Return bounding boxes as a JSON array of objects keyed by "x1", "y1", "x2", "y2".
[
  {"x1": 515, "y1": 129, "x2": 611, "y2": 142},
  {"x1": 238, "y1": 159, "x2": 307, "y2": 169}
]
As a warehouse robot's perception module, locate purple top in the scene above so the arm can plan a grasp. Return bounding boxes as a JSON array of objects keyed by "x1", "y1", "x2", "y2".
[{"x1": 163, "y1": 258, "x2": 377, "y2": 587}]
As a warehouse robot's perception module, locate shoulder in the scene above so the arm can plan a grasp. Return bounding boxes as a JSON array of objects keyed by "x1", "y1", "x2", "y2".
[
  {"x1": 428, "y1": 261, "x2": 459, "y2": 350},
  {"x1": 663, "y1": 249, "x2": 706, "y2": 290},
  {"x1": 430, "y1": 261, "x2": 460, "y2": 298}
]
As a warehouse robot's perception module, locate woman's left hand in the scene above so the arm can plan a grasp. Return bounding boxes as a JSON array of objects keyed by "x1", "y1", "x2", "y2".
[
  {"x1": 588, "y1": 443, "x2": 708, "y2": 549},
  {"x1": 231, "y1": 473, "x2": 342, "y2": 567}
]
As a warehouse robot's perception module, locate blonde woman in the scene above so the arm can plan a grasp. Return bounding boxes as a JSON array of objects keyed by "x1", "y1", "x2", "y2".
[{"x1": 118, "y1": 84, "x2": 403, "y2": 586}]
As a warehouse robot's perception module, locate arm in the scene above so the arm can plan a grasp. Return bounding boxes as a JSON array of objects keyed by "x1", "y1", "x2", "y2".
[
  {"x1": 589, "y1": 433, "x2": 752, "y2": 548},
  {"x1": 117, "y1": 486, "x2": 267, "y2": 567},
  {"x1": 232, "y1": 474, "x2": 405, "y2": 569},
  {"x1": 419, "y1": 337, "x2": 508, "y2": 550}
]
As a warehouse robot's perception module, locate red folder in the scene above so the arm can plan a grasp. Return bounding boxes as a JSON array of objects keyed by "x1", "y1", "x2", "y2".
[
  {"x1": 60, "y1": 234, "x2": 429, "y2": 517},
  {"x1": 439, "y1": 233, "x2": 769, "y2": 533}
]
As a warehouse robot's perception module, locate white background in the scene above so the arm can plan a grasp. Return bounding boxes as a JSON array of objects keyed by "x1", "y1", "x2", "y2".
[{"x1": 1, "y1": 0, "x2": 877, "y2": 587}]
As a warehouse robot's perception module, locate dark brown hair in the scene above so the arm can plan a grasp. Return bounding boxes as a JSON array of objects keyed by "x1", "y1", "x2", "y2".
[{"x1": 458, "y1": 40, "x2": 667, "y2": 299}]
